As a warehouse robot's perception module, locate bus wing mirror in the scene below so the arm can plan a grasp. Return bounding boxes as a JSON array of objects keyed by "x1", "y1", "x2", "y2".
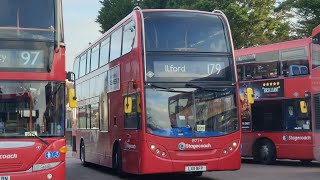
[
  {"x1": 300, "y1": 101, "x2": 308, "y2": 113},
  {"x1": 124, "y1": 97, "x2": 133, "y2": 114},
  {"x1": 247, "y1": 88, "x2": 254, "y2": 104},
  {"x1": 68, "y1": 88, "x2": 77, "y2": 108},
  {"x1": 66, "y1": 71, "x2": 75, "y2": 82}
]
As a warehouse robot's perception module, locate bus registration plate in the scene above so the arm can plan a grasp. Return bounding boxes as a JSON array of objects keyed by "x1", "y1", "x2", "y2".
[
  {"x1": 0, "y1": 176, "x2": 10, "y2": 180},
  {"x1": 185, "y1": 165, "x2": 206, "y2": 172}
]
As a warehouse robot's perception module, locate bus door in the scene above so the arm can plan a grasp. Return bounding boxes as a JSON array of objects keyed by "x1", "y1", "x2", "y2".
[
  {"x1": 123, "y1": 92, "x2": 141, "y2": 173},
  {"x1": 282, "y1": 99, "x2": 313, "y2": 159}
]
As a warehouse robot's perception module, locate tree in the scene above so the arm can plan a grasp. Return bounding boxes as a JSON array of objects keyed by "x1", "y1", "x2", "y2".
[
  {"x1": 96, "y1": 0, "x2": 291, "y2": 49},
  {"x1": 224, "y1": 0, "x2": 291, "y2": 49},
  {"x1": 96, "y1": 0, "x2": 134, "y2": 33},
  {"x1": 278, "y1": 0, "x2": 320, "y2": 38}
]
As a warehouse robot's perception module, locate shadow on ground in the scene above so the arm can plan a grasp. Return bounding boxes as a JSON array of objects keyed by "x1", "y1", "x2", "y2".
[
  {"x1": 83, "y1": 162, "x2": 217, "y2": 180},
  {"x1": 242, "y1": 158, "x2": 320, "y2": 168}
]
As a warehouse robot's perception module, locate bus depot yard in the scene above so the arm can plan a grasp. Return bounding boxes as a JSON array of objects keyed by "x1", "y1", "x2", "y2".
[
  {"x1": 0, "y1": 0, "x2": 320, "y2": 179},
  {"x1": 66, "y1": 151, "x2": 320, "y2": 180}
]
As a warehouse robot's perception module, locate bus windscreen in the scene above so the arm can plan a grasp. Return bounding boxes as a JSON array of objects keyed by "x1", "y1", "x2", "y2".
[
  {"x1": 0, "y1": 81, "x2": 65, "y2": 138},
  {"x1": 145, "y1": 87, "x2": 238, "y2": 137},
  {"x1": 144, "y1": 12, "x2": 229, "y2": 53},
  {"x1": 0, "y1": 0, "x2": 55, "y2": 40}
]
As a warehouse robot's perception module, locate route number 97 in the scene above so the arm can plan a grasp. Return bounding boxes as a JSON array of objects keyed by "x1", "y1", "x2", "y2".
[
  {"x1": 207, "y1": 63, "x2": 222, "y2": 75},
  {"x1": 20, "y1": 51, "x2": 40, "y2": 65}
]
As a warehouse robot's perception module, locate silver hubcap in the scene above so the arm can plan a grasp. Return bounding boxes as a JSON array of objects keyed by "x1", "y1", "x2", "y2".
[
  {"x1": 81, "y1": 145, "x2": 85, "y2": 162},
  {"x1": 260, "y1": 145, "x2": 269, "y2": 160}
]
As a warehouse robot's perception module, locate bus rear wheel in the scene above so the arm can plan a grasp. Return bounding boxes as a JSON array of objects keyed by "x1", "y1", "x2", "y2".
[
  {"x1": 300, "y1": 160, "x2": 312, "y2": 165},
  {"x1": 80, "y1": 141, "x2": 87, "y2": 167},
  {"x1": 253, "y1": 139, "x2": 276, "y2": 165}
]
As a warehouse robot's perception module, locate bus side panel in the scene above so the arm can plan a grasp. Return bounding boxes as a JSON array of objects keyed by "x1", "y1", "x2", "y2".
[
  {"x1": 243, "y1": 132, "x2": 314, "y2": 160},
  {"x1": 241, "y1": 132, "x2": 254, "y2": 157},
  {"x1": 311, "y1": 60, "x2": 320, "y2": 161}
]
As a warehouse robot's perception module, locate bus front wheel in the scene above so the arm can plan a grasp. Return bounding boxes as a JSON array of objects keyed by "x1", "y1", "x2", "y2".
[
  {"x1": 191, "y1": 172, "x2": 203, "y2": 177},
  {"x1": 113, "y1": 145, "x2": 123, "y2": 175},
  {"x1": 80, "y1": 141, "x2": 87, "y2": 167},
  {"x1": 253, "y1": 139, "x2": 276, "y2": 165}
]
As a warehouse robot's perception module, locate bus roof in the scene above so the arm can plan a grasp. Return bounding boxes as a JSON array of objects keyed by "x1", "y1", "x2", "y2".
[
  {"x1": 74, "y1": 8, "x2": 225, "y2": 60},
  {"x1": 235, "y1": 38, "x2": 311, "y2": 58},
  {"x1": 312, "y1": 24, "x2": 320, "y2": 37},
  {"x1": 142, "y1": 8, "x2": 220, "y2": 15}
]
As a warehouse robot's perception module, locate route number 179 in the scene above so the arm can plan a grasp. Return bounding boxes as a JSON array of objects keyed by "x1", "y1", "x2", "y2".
[{"x1": 207, "y1": 63, "x2": 221, "y2": 75}]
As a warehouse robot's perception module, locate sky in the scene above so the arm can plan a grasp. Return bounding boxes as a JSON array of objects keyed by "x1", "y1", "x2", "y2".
[{"x1": 63, "y1": 0, "x2": 102, "y2": 71}]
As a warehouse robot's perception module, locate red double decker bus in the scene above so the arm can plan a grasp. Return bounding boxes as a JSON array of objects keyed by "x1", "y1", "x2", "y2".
[
  {"x1": 236, "y1": 24, "x2": 320, "y2": 164},
  {"x1": 72, "y1": 7, "x2": 241, "y2": 176},
  {"x1": 0, "y1": 1, "x2": 76, "y2": 180}
]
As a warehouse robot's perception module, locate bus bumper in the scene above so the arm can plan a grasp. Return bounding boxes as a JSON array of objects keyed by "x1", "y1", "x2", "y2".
[
  {"x1": 0, "y1": 161, "x2": 65, "y2": 180},
  {"x1": 140, "y1": 143, "x2": 241, "y2": 174}
]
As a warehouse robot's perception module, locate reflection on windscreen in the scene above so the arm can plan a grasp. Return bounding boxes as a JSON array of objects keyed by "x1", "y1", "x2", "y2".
[
  {"x1": 144, "y1": 12, "x2": 228, "y2": 52},
  {"x1": 0, "y1": 81, "x2": 65, "y2": 137},
  {"x1": 145, "y1": 88, "x2": 238, "y2": 137},
  {"x1": 0, "y1": 0, "x2": 55, "y2": 40}
]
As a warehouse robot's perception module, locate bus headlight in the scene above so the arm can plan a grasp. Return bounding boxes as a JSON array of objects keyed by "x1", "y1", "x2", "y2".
[
  {"x1": 150, "y1": 145, "x2": 156, "y2": 150},
  {"x1": 33, "y1": 162, "x2": 61, "y2": 171},
  {"x1": 156, "y1": 149, "x2": 160, "y2": 154},
  {"x1": 147, "y1": 142, "x2": 170, "y2": 159},
  {"x1": 161, "y1": 151, "x2": 166, "y2": 157}
]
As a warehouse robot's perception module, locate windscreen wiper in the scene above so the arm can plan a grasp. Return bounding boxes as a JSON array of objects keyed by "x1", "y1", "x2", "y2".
[
  {"x1": 148, "y1": 84, "x2": 191, "y2": 93},
  {"x1": 185, "y1": 83, "x2": 227, "y2": 92},
  {"x1": 24, "y1": 128, "x2": 49, "y2": 146}
]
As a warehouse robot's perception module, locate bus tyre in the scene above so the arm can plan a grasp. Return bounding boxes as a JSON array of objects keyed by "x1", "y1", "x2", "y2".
[
  {"x1": 191, "y1": 172, "x2": 203, "y2": 177},
  {"x1": 113, "y1": 146, "x2": 124, "y2": 176},
  {"x1": 300, "y1": 160, "x2": 312, "y2": 165},
  {"x1": 253, "y1": 139, "x2": 276, "y2": 165},
  {"x1": 80, "y1": 141, "x2": 87, "y2": 167}
]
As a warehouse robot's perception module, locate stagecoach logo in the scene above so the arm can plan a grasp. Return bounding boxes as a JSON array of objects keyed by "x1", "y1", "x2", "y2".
[
  {"x1": 124, "y1": 142, "x2": 136, "y2": 150},
  {"x1": 283, "y1": 135, "x2": 312, "y2": 141},
  {"x1": 178, "y1": 142, "x2": 212, "y2": 150},
  {"x1": 178, "y1": 142, "x2": 186, "y2": 150},
  {"x1": 0, "y1": 153, "x2": 17, "y2": 159}
]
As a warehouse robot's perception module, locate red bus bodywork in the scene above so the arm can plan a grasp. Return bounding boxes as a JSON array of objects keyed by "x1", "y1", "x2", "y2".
[
  {"x1": 236, "y1": 25, "x2": 320, "y2": 164},
  {"x1": 0, "y1": 1, "x2": 68, "y2": 179},
  {"x1": 72, "y1": 8, "x2": 241, "y2": 175}
]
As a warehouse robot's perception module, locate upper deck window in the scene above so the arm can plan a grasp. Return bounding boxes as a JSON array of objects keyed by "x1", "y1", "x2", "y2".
[
  {"x1": 312, "y1": 33, "x2": 320, "y2": 69},
  {"x1": 237, "y1": 46, "x2": 309, "y2": 81},
  {"x1": 110, "y1": 28, "x2": 122, "y2": 62},
  {"x1": 0, "y1": 0, "x2": 55, "y2": 40},
  {"x1": 122, "y1": 21, "x2": 136, "y2": 55},
  {"x1": 144, "y1": 12, "x2": 229, "y2": 53}
]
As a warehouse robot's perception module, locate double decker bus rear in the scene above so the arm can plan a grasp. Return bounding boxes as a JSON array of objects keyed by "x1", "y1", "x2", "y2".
[
  {"x1": 72, "y1": 8, "x2": 240, "y2": 176},
  {"x1": 236, "y1": 24, "x2": 320, "y2": 164},
  {"x1": 0, "y1": 1, "x2": 72, "y2": 180}
]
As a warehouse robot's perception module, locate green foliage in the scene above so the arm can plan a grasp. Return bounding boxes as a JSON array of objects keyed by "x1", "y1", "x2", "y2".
[
  {"x1": 224, "y1": 0, "x2": 291, "y2": 48},
  {"x1": 278, "y1": 0, "x2": 320, "y2": 38},
  {"x1": 96, "y1": 0, "x2": 291, "y2": 49},
  {"x1": 96, "y1": 0, "x2": 134, "y2": 33}
]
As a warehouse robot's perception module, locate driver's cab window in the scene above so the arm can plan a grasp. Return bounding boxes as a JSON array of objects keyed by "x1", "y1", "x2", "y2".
[
  {"x1": 284, "y1": 100, "x2": 311, "y2": 131},
  {"x1": 124, "y1": 93, "x2": 141, "y2": 129}
]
